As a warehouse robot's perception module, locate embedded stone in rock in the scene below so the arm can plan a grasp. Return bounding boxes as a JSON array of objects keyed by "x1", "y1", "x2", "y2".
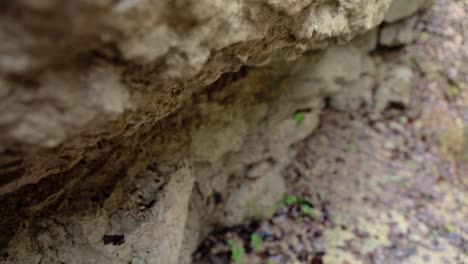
[
  {"x1": 380, "y1": 16, "x2": 418, "y2": 47},
  {"x1": 384, "y1": 0, "x2": 430, "y2": 23},
  {"x1": 191, "y1": 108, "x2": 248, "y2": 163},
  {"x1": 375, "y1": 64, "x2": 414, "y2": 112},
  {"x1": 331, "y1": 76, "x2": 375, "y2": 112},
  {"x1": 350, "y1": 29, "x2": 379, "y2": 53},
  {"x1": 223, "y1": 167, "x2": 286, "y2": 226},
  {"x1": 288, "y1": 46, "x2": 365, "y2": 99}
]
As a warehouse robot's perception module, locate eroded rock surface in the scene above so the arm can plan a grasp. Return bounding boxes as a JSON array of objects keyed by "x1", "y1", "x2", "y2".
[
  {"x1": 380, "y1": 16, "x2": 418, "y2": 46},
  {"x1": 0, "y1": 0, "x2": 432, "y2": 263}
]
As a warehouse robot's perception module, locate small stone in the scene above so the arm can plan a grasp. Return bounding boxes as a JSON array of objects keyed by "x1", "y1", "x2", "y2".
[
  {"x1": 374, "y1": 122, "x2": 388, "y2": 133},
  {"x1": 389, "y1": 121, "x2": 406, "y2": 133},
  {"x1": 384, "y1": 141, "x2": 396, "y2": 150},
  {"x1": 446, "y1": 67, "x2": 458, "y2": 81}
]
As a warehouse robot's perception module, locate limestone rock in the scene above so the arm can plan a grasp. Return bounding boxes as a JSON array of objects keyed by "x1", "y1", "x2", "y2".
[
  {"x1": 331, "y1": 76, "x2": 375, "y2": 112},
  {"x1": 375, "y1": 64, "x2": 414, "y2": 111},
  {"x1": 380, "y1": 16, "x2": 418, "y2": 47},
  {"x1": 350, "y1": 29, "x2": 379, "y2": 53},
  {"x1": 0, "y1": 0, "x2": 406, "y2": 263},
  {"x1": 191, "y1": 102, "x2": 248, "y2": 163},
  {"x1": 0, "y1": 0, "x2": 393, "y2": 201},
  {"x1": 288, "y1": 44, "x2": 377, "y2": 113},
  {"x1": 384, "y1": 0, "x2": 430, "y2": 23},
  {"x1": 224, "y1": 167, "x2": 286, "y2": 226},
  {"x1": 288, "y1": 46, "x2": 365, "y2": 98}
]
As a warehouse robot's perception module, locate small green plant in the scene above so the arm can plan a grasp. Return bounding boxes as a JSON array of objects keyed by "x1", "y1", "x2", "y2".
[
  {"x1": 250, "y1": 233, "x2": 262, "y2": 252},
  {"x1": 293, "y1": 112, "x2": 305, "y2": 125},
  {"x1": 227, "y1": 240, "x2": 245, "y2": 264},
  {"x1": 283, "y1": 195, "x2": 299, "y2": 206},
  {"x1": 267, "y1": 260, "x2": 277, "y2": 264},
  {"x1": 300, "y1": 204, "x2": 321, "y2": 220},
  {"x1": 447, "y1": 85, "x2": 461, "y2": 98},
  {"x1": 300, "y1": 204, "x2": 313, "y2": 216},
  {"x1": 282, "y1": 195, "x2": 321, "y2": 220},
  {"x1": 444, "y1": 225, "x2": 454, "y2": 234},
  {"x1": 302, "y1": 196, "x2": 314, "y2": 205}
]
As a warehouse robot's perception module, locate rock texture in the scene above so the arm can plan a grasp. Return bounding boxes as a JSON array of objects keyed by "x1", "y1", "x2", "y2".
[
  {"x1": 383, "y1": 0, "x2": 430, "y2": 23},
  {"x1": 0, "y1": 0, "x2": 429, "y2": 263},
  {"x1": 380, "y1": 16, "x2": 418, "y2": 46},
  {"x1": 378, "y1": 0, "x2": 431, "y2": 47}
]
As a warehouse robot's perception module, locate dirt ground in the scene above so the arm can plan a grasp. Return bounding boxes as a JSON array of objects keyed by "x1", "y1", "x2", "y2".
[{"x1": 192, "y1": 0, "x2": 468, "y2": 263}]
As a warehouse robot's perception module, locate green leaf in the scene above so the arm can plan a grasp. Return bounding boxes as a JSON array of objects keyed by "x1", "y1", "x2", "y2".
[
  {"x1": 250, "y1": 233, "x2": 262, "y2": 252},
  {"x1": 293, "y1": 113, "x2": 305, "y2": 125},
  {"x1": 299, "y1": 203, "x2": 321, "y2": 220},
  {"x1": 301, "y1": 196, "x2": 314, "y2": 205},
  {"x1": 283, "y1": 195, "x2": 298, "y2": 206},
  {"x1": 444, "y1": 225, "x2": 454, "y2": 233},
  {"x1": 227, "y1": 240, "x2": 245, "y2": 264},
  {"x1": 300, "y1": 204, "x2": 314, "y2": 216},
  {"x1": 448, "y1": 85, "x2": 460, "y2": 98}
]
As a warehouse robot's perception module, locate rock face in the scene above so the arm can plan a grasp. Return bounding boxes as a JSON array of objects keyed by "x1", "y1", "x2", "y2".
[
  {"x1": 383, "y1": 0, "x2": 430, "y2": 23},
  {"x1": 0, "y1": 0, "x2": 427, "y2": 263},
  {"x1": 380, "y1": 16, "x2": 418, "y2": 46},
  {"x1": 378, "y1": 0, "x2": 430, "y2": 47}
]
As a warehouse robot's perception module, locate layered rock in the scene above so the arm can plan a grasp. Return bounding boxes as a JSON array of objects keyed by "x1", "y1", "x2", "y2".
[{"x1": 0, "y1": 0, "x2": 429, "y2": 263}]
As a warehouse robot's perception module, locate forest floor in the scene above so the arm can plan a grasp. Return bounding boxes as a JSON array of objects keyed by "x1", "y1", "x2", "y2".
[{"x1": 193, "y1": 0, "x2": 468, "y2": 263}]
